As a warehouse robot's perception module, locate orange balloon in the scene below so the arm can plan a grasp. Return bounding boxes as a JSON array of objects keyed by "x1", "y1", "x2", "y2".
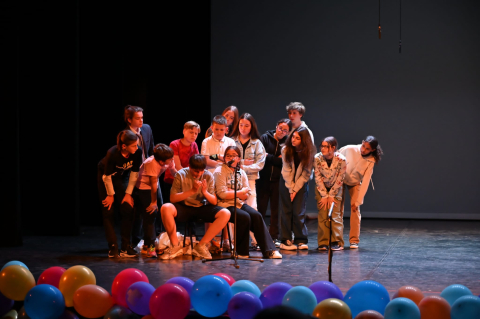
[
  {"x1": 312, "y1": 298, "x2": 352, "y2": 319},
  {"x1": 392, "y1": 286, "x2": 424, "y2": 305},
  {"x1": 0, "y1": 265, "x2": 36, "y2": 301},
  {"x1": 73, "y1": 284, "x2": 114, "y2": 319},
  {"x1": 59, "y1": 265, "x2": 96, "y2": 307},
  {"x1": 354, "y1": 310, "x2": 384, "y2": 318},
  {"x1": 418, "y1": 295, "x2": 450, "y2": 319}
]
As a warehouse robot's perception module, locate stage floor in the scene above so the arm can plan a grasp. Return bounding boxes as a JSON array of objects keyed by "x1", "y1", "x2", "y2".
[{"x1": 1, "y1": 219, "x2": 479, "y2": 297}]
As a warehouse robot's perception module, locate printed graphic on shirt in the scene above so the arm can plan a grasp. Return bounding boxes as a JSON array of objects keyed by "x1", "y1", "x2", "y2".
[{"x1": 227, "y1": 171, "x2": 243, "y2": 190}]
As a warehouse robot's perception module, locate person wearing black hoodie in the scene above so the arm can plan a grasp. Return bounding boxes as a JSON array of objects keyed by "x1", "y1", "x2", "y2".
[{"x1": 256, "y1": 119, "x2": 292, "y2": 244}]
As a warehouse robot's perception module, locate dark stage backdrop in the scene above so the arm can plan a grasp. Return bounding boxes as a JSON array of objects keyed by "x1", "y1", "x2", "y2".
[{"x1": 211, "y1": 0, "x2": 480, "y2": 219}]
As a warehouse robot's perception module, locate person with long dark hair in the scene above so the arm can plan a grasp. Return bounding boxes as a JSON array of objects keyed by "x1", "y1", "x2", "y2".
[
  {"x1": 205, "y1": 105, "x2": 239, "y2": 138},
  {"x1": 278, "y1": 126, "x2": 315, "y2": 251},
  {"x1": 338, "y1": 136, "x2": 383, "y2": 249}
]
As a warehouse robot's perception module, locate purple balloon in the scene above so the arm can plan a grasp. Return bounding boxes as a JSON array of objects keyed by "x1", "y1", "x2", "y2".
[
  {"x1": 166, "y1": 276, "x2": 195, "y2": 308},
  {"x1": 125, "y1": 282, "x2": 156, "y2": 316},
  {"x1": 309, "y1": 281, "x2": 344, "y2": 303},
  {"x1": 228, "y1": 292, "x2": 263, "y2": 319},
  {"x1": 259, "y1": 282, "x2": 293, "y2": 309},
  {"x1": 57, "y1": 309, "x2": 78, "y2": 319},
  {"x1": 0, "y1": 291, "x2": 14, "y2": 318}
]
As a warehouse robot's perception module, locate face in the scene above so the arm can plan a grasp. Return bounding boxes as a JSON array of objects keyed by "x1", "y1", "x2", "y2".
[
  {"x1": 224, "y1": 149, "x2": 240, "y2": 162},
  {"x1": 320, "y1": 141, "x2": 335, "y2": 157},
  {"x1": 212, "y1": 123, "x2": 226, "y2": 140},
  {"x1": 275, "y1": 123, "x2": 290, "y2": 139},
  {"x1": 238, "y1": 119, "x2": 252, "y2": 137},
  {"x1": 128, "y1": 111, "x2": 143, "y2": 129},
  {"x1": 291, "y1": 132, "x2": 302, "y2": 148},
  {"x1": 183, "y1": 128, "x2": 199, "y2": 143},
  {"x1": 159, "y1": 158, "x2": 173, "y2": 167},
  {"x1": 224, "y1": 111, "x2": 235, "y2": 126},
  {"x1": 360, "y1": 141, "x2": 374, "y2": 156},
  {"x1": 190, "y1": 168, "x2": 205, "y2": 179},
  {"x1": 123, "y1": 142, "x2": 138, "y2": 155},
  {"x1": 288, "y1": 110, "x2": 302, "y2": 124}
]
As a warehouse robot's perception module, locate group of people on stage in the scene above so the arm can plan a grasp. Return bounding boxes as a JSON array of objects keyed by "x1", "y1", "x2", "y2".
[{"x1": 98, "y1": 102, "x2": 383, "y2": 260}]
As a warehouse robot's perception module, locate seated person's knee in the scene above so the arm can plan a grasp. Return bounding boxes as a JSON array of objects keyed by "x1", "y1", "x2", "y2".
[
  {"x1": 217, "y1": 208, "x2": 231, "y2": 220},
  {"x1": 160, "y1": 203, "x2": 176, "y2": 216}
]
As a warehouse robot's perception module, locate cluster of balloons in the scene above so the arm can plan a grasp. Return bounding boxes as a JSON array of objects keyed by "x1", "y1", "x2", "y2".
[{"x1": 1, "y1": 260, "x2": 480, "y2": 319}]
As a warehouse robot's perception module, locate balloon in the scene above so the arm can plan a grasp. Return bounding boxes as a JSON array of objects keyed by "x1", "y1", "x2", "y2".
[
  {"x1": 58, "y1": 309, "x2": 79, "y2": 319},
  {"x1": 312, "y1": 298, "x2": 352, "y2": 319},
  {"x1": 0, "y1": 291, "x2": 14, "y2": 317},
  {"x1": 0, "y1": 265, "x2": 36, "y2": 301},
  {"x1": 141, "y1": 316, "x2": 154, "y2": 319},
  {"x1": 24, "y1": 284, "x2": 65, "y2": 319},
  {"x1": 1, "y1": 261, "x2": 28, "y2": 271},
  {"x1": 17, "y1": 307, "x2": 29, "y2": 319},
  {"x1": 112, "y1": 268, "x2": 149, "y2": 308},
  {"x1": 1, "y1": 310, "x2": 17, "y2": 319},
  {"x1": 282, "y1": 286, "x2": 317, "y2": 315},
  {"x1": 103, "y1": 305, "x2": 137, "y2": 319},
  {"x1": 309, "y1": 281, "x2": 344, "y2": 303},
  {"x1": 450, "y1": 295, "x2": 480, "y2": 319},
  {"x1": 73, "y1": 284, "x2": 114, "y2": 319},
  {"x1": 165, "y1": 277, "x2": 194, "y2": 308},
  {"x1": 149, "y1": 283, "x2": 190, "y2": 319},
  {"x1": 213, "y1": 273, "x2": 235, "y2": 286},
  {"x1": 37, "y1": 267, "x2": 66, "y2": 288},
  {"x1": 355, "y1": 310, "x2": 384, "y2": 319},
  {"x1": 227, "y1": 291, "x2": 263, "y2": 319},
  {"x1": 344, "y1": 280, "x2": 390, "y2": 317},
  {"x1": 392, "y1": 286, "x2": 424, "y2": 306},
  {"x1": 259, "y1": 282, "x2": 292, "y2": 309},
  {"x1": 417, "y1": 295, "x2": 450, "y2": 319},
  {"x1": 125, "y1": 282, "x2": 155, "y2": 316},
  {"x1": 440, "y1": 284, "x2": 473, "y2": 306},
  {"x1": 231, "y1": 280, "x2": 261, "y2": 297},
  {"x1": 190, "y1": 275, "x2": 232, "y2": 317},
  {"x1": 58, "y1": 265, "x2": 95, "y2": 308},
  {"x1": 384, "y1": 297, "x2": 420, "y2": 319}
]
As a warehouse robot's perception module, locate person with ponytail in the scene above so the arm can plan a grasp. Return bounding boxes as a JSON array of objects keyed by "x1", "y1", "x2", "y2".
[
  {"x1": 338, "y1": 136, "x2": 383, "y2": 249},
  {"x1": 97, "y1": 130, "x2": 143, "y2": 258},
  {"x1": 278, "y1": 126, "x2": 315, "y2": 251}
]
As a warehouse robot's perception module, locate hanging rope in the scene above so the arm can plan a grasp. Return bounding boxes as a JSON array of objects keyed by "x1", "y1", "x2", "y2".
[
  {"x1": 378, "y1": 0, "x2": 382, "y2": 39},
  {"x1": 399, "y1": 0, "x2": 402, "y2": 53}
]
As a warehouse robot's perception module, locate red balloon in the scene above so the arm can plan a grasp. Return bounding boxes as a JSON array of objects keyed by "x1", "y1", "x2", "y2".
[
  {"x1": 213, "y1": 273, "x2": 235, "y2": 286},
  {"x1": 149, "y1": 284, "x2": 190, "y2": 319},
  {"x1": 37, "y1": 267, "x2": 66, "y2": 288},
  {"x1": 111, "y1": 269, "x2": 149, "y2": 307}
]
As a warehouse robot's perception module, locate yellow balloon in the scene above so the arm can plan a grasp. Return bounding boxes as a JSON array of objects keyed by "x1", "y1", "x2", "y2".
[
  {"x1": 0, "y1": 265, "x2": 36, "y2": 301},
  {"x1": 312, "y1": 298, "x2": 352, "y2": 319},
  {"x1": 59, "y1": 265, "x2": 96, "y2": 307}
]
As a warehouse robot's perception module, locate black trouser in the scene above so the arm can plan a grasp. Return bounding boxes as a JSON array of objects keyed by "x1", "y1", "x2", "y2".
[
  {"x1": 97, "y1": 168, "x2": 134, "y2": 250},
  {"x1": 133, "y1": 188, "x2": 157, "y2": 246},
  {"x1": 227, "y1": 204, "x2": 276, "y2": 256},
  {"x1": 279, "y1": 175, "x2": 309, "y2": 244},
  {"x1": 256, "y1": 178, "x2": 280, "y2": 240},
  {"x1": 132, "y1": 181, "x2": 163, "y2": 246}
]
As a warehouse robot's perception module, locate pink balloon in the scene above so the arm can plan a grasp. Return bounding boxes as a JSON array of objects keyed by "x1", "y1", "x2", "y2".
[
  {"x1": 213, "y1": 273, "x2": 235, "y2": 286},
  {"x1": 37, "y1": 266, "x2": 66, "y2": 288},
  {"x1": 149, "y1": 284, "x2": 190, "y2": 319},
  {"x1": 111, "y1": 268, "x2": 149, "y2": 307}
]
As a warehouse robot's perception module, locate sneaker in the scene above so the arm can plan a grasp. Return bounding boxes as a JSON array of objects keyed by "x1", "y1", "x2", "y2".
[
  {"x1": 120, "y1": 245, "x2": 138, "y2": 258},
  {"x1": 279, "y1": 240, "x2": 297, "y2": 251},
  {"x1": 331, "y1": 243, "x2": 344, "y2": 251},
  {"x1": 141, "y1": 245, "x2": 149, "y2": 255},
  {"x1": 192, "y1": 243, "x2": 212, "y2": 260},
  {"x1": 274, "y1": 239, "x2": 281, "y2": 247},
  {"x1": 108, "y1": 245, "x2": 119, "y2": 258},
  {"x1": 237, "y1": 254, "x2": 250, "y2": 259},
  {"x1": 160, "y1": 243, "x2": 184, "y2": 260},
  {"x1": 297, "y1": 243, "x2": 308, "y2": 250},
  {"x1": 317, "y1": 245, "x2": 328, "y2": 251},
  {"x1": 264, "y1": 250, "x2": 282, "y2": 259},
  {"x1": 222, "y1": 239, "x2": 232, "y2": 252},
  {"x1": 147, "y1": 245, "x2": 157, "y2": 258},
  {"x1": 350, "y1": 243, "x2": 359, "y2": 249}
]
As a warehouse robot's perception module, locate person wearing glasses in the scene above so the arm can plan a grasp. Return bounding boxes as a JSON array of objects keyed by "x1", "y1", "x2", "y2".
[
  {"x1": 256, "y1": 119, "x2": 292, "y2": 245},
  {"x1": 338, "y1": 136, "x2": 383, "y2": 249},
  {"x1": 314, "y1": 137, "x2": 347, "y2": 251}
]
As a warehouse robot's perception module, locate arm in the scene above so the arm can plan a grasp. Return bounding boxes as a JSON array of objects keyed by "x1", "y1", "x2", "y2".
[
  {"x1": 173, "y1": 155, "x2": 183, "y2": 170},
  {"x1": 281, "y1": 149, "x2": 295, "y2": 193},
  {"x1": 313, "y1": 155, "x2": 328, "y2": 198},
  {"x1": 243, "y1": 141, "x2": 266, "y2": 174},
  {"x1": 201, "y1": 138, "x2": 222, "y2": 168},
  {"x1": 170, "y1": 182, "x2": 199, "y2": 203},
  {"x1": 292, "y1": 162, "x2": 312, "y2": 193},
  {"x1": 147, "y1": 126, "x2": 155, "y2": 157},
  {"x1": 202, "y1": 178, "x2": 218, "y2": 205},
  {"x1": 146, "y1": 176, "x2": 159, "y2": 213},
  {"x1": 328, "y1": 157, "x2": 347, "y2": 198},
  {"x1": 354, "y1": 163, "x2": 374, "y2": 207}
]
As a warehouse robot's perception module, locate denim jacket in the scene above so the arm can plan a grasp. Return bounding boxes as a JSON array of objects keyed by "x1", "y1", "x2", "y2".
[{"x1": 233, "y1": 137, "x2": 266, "y2": 180}]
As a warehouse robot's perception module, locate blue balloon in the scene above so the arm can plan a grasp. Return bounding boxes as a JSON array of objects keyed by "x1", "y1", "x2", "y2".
[
  {"x1": 259, "y1": 282, "x2": 292, "y2": 309},
  {"x1": 0, "y1": 291, "x2": 14, "y2": 318},
  {"x1": 384, "y1": 297, "x2": 420, "y2": 319},
  {"x1": 191, "y1": 275, "x2": 232, "y2": 317},
  {"x1": 282, "y1": 286, "x2": 317, "y2": 315},
  {"x1": 228, "y1": 291, "x2": 263, "y2": 319},
  {"x1": 103, "y1": 305, "x2": 137, "y2": 319},
  {"x1": 166, "y1": 276, "x2": 195, "y2": 308},
  {"x1": 451, "y1": 295, "x2": 480, "y2": 319},
  {"x1": 126, "y1": 281, "x2": 155, "y2": 316},
  {"x1": 24, "y1": 284, "x2": 65, "y2": 319},
  {"x1": 309, "y1": 281, "x2": 343, "y2": 303},
  {"x1": 440, "y1": 284, "x2": 473, "y2": 306},
  {"x1": 344, "y1": 280, "x2": 390, "y2": 317},
  {"x1": 231, "y1": 280, "x2": 261, "y2": 297},
  {"x1": 1, "y1": 261, "x2": 28, "y2": 271}
]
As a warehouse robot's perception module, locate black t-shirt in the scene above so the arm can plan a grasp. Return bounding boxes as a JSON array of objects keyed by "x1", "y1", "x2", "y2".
[
  {"x1": 325, "y1": 157, "x2": 333, "y2": 168},
  {"x1": 98, "y1": 145, "x2": 142, "y2": 178},
  {"x1": 241, "y1": 139, "x2": 250, "y2": 159}
]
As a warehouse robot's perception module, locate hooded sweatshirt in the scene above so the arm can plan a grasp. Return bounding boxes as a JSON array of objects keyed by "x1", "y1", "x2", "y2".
[{"x1": 259, "y1": 130, "x2": 287, "y2": 183}]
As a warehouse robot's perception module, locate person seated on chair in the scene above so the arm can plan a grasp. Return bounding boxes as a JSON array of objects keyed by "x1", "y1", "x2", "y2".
[
  {"x1": 213, "y1": 146, "x2": 282, "y2": 259},
  {"x1": 160, "y1": 154, "x2": 231, "y2": 260}
]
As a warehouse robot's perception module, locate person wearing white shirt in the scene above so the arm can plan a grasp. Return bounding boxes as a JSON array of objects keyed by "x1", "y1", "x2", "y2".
[{"x1": 201, "y1": 115, "x2": 236, "y2": 173}]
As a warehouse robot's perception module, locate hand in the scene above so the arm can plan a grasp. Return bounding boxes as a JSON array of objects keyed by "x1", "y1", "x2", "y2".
[
  {"x1": 244, "y1": 159, "x2": 254, "y2": 165},
  {"x1": 318, "y1": 197, "x2": 329, "y2": 209},
  {"x1": 201, "y1": 179, "x2": 208, "y2": 194},
  {"x1": 191, "y1": 180, "x2": 201, "y2": 194},
  {"x1": 238, "y1": 189, "x2": 248, "y2": 200},
  {"x1": 146, "y1": 202, "x2": 158, "y2": 214},
  {"x1": 327, "y1": 197, "x2": 336, "y2": 210},
  {"x1": 167, "y1": 160, "x2": 175, "y2": 169},
  {"x1": 290, "y1": 191, "x2": 297, "y2": 202},
  {"x1": 102, "y1": 195, "x2": 114, "y2": 210},
  {"x1": 121, "y1": 193, "x2": 134, "y2": 207}
]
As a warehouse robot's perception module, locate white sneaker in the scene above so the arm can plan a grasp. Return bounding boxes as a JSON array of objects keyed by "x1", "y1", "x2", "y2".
[
  {"x1": 265, "y1": 251, "x2": 282, "y2": 259},
  {"x1": 297, "y1": 243, "x2": 308, "y2": 250},
  {"x1": 160, "y1": 243, "x2": 184, "y2": 260},
  {"x1": 279, "y1": 240, "x2": 297, "y2": 251},
  {"x1": 193, "y1": 243, "x2": 212, "y2": 259}
]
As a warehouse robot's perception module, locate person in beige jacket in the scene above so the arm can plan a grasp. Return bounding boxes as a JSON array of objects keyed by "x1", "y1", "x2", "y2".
[{"x1": 338, "y1": 136, "x2": 383, "y2": 249}]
